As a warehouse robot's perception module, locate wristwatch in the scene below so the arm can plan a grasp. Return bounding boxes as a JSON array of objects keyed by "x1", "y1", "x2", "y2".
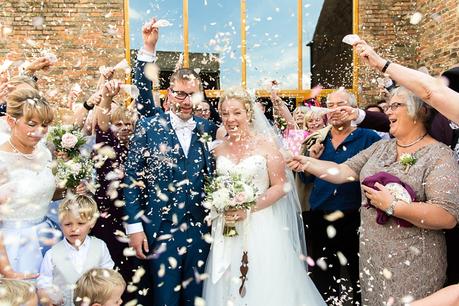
[{"x1": 385, "y1": 198, "x2": 398, "y2": 216}]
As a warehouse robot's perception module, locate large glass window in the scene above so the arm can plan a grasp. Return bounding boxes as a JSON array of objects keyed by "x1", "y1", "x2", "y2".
[
  {"x1": 246, "y1": 1, "x2": 298, "y2": 90},
  {"x1": 188, "y1": 1, "x2": 241, "y2": 89},
  {"x1": 126, "y1": 0, "x2": 357, "y2": 97}
]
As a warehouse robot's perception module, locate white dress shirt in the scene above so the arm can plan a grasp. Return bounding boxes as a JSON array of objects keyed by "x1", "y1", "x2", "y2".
[
  {"x1": 137, "y1": 47, "x2": 157, "y2": 63},
  {"x1": 37, "y1": 236, "x2": 114, "y2": 289},
  {"x1": 125, "y1": 112, "x2": 196, "y2": 235}
]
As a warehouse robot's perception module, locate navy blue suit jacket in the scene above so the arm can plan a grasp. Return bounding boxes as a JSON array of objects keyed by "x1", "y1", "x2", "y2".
[{"x1": 123, "y1": 112, "x2": 217, "y2": 241}]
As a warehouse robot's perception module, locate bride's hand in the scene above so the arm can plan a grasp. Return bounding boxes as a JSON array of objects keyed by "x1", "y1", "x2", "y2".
[
  {"x1": 224, "y1": 209, "x2": 247, "y2": 222},
  {"x1": 286, "y1": 155, "x2": 309, "y2": 172}
]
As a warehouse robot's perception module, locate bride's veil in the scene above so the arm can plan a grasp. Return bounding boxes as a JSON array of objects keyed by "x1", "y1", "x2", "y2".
[{"x1": 251, "y1": 104, "x2": 308, "y2": 264}]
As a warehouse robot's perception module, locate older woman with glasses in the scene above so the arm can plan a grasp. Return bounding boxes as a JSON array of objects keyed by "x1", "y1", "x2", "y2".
[{"x1": 288, "y1": 86, "x2": 459, "y2": 305}]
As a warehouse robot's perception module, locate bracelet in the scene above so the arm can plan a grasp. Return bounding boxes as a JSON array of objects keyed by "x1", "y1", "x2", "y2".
[
  {"x1": 381, "y1": 60, "x2": 391, "y2": 73},
  {"x1": 83, "y1": 101, "x2": 94, "y2": 111}
]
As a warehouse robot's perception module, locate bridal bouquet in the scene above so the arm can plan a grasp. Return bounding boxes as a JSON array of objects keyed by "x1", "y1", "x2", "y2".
[
  {"x1": 47, "y1": 124, "x2": 87, "y2": 159},
  {"x1": 204, "y1": 174, "x2": 257, "y2": 237},
  {"x1": 54, "y1": 155, "x2": 93, "y2": 189}
]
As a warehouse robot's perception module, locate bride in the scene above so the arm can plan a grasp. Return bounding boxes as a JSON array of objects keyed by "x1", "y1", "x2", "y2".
[{"x1": 203, "y1": 87, "x2": 325, "y2": 306}]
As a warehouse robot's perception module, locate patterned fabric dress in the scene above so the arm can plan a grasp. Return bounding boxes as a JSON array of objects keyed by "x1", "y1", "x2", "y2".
[{"x1": 344, "y1": 139, "x2": 459, "y2": 305}]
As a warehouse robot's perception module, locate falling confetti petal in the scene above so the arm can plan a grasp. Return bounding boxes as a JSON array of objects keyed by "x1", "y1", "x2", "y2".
[
  {"x1": 410, "y1": 12, "x2": 423, "y2": 25},
  {"x1": 326, "y1": 225, "x2": 336, "y2": 238},
  {"x1": 342, "y1": 34, "x2": 361, "y2": 45},
  {"x1": 31, "y1": 16, "x2": 44, "y2": 28},
  {"x1": 152, "y1": 19, "x2": 173, "y2": 28},
  {"x1": 383, "y1": 268, "x2": 393, "y2": 279}
]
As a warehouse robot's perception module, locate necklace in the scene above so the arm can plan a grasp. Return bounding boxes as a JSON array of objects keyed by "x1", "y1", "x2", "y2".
[
  {"x1": 396, "y1": 133, "x2": 427, "y2": 148},
  {"x1": 8, "y1": 138, "x2": 36, "y2": 160}
]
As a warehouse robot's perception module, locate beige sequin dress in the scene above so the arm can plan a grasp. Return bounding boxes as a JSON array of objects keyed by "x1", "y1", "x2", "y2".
[{"x1": 344, "y1": 139, "x2": 459, "y2": 305}]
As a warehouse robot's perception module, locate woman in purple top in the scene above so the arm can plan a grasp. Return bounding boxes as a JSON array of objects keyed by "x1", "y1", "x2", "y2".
[{"x1": 90, "y1": 80, "x2": 139, "y2": 302}]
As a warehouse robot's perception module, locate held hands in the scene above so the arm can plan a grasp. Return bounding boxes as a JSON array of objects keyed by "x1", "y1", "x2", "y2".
[
  {"x1": 286, "y1": 155, "x2": 310, "y2": 173},
  {"x1": 362, "y1": 182, "x2": 392, "y2": 211},
  {"x1": 353, "y1": 40, "x2": 386, "y2": 71},
  {"x1": 129, "y1": 231, "x2": 149, "y2": 259},
  {"x1": 224, "y1": 208, "x2": 248, "y2": 222},
  {"x1": 142, "y1": 18, "x2": 159, "y2": 53}
]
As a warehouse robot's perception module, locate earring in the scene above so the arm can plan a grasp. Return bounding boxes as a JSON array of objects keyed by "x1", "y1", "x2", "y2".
[{"x1": 413, "y1": 120, "x2": 417, "y2": 125}]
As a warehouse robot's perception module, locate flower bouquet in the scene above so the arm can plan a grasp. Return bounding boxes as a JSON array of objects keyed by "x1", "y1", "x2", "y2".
[
  {"x1": 54, "y1": 156, "x2": 93, "y2": 189},
  {"x1": 204, "y1": 174, "x2": 257, "y2": 237},
  {"x1": 47, "y1": 124, "x2": 87, "y2": 159}
]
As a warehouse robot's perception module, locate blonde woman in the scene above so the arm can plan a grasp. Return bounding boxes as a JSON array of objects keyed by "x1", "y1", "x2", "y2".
[{"x1": 0, "y1": 88, "x2": 56, "y2": 275}]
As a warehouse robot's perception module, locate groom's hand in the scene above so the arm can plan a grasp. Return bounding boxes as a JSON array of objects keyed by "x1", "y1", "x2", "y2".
[{"x1": 129, "y1": 231, "x2": 149, "y2": 259}]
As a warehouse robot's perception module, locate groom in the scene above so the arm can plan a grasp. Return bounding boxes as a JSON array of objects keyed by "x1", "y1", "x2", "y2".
[{"x1": 124, "y1": 21, "x2": 217, "y2": 306}]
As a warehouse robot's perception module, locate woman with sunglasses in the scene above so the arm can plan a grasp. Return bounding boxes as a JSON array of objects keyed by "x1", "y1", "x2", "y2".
[{"x1": 288, "y1": 86, "x2": 459, "y2": 305}]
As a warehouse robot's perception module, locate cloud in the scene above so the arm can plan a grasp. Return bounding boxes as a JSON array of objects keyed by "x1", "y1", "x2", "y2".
[{"x1": 129, "y1": 7, "x2": 144, "y2": 21}]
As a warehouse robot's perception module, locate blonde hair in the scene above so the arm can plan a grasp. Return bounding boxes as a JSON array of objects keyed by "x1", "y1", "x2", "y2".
[
  {"x1": 293, "y1": 106, "x2": 309, "y2": 129},
  {"x1": 58, "y1": 195, "x2": 99, "y2": 224},
  {"x1": 74, "y1": 268, "x2": 126, "y2": 306},
  {"x1": 218, "y1": 87, "x2": 254, "y2": 122},
  {"x1": 7, "y1": 88, "x2": 54, "y2": 125},
  {"x1": 111, "y1": 105, "x2": 137, "y2": 125},
  {"x1": 8, "y1": 76, "x2": 38, "y2": 90},
  {"x1": 0, "y1": 279, "x2": 36, "y2": 306}
]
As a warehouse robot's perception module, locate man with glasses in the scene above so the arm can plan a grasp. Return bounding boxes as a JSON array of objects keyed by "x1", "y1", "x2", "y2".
[
  {"x1": 299, "y1": 89, "x2": 380, "y2": 304},
  {"x1": 124, "y1": 19, "x2": 217, "y2": 306}
]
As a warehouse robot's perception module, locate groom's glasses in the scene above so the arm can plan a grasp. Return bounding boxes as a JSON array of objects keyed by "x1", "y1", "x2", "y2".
[{"x1": 169, "y1": 88, "x2": 195, "y2": 101}]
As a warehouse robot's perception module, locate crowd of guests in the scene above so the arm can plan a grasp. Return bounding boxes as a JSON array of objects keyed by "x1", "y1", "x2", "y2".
[{"x1": 0, "y1": 17, "x2": 458, "y2": 306}]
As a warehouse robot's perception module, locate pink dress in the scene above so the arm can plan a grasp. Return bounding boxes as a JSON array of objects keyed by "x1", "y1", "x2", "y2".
[{"x1": 283, "y1": 129, "x2": 309, "y2": 155}]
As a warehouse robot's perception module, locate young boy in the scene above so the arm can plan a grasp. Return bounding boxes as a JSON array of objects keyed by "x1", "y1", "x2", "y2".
[
  {"x1": 74, "y1": 268, "x2": 126, "y2": 306},
  {"x1": 0, "y1": 279, "x2": 38, "y2": 306},
  {"x1": 37, "y1": 195, "x2": 114, "y2": 306}
]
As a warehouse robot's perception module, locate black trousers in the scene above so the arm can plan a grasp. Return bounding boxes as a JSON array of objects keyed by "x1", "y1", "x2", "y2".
[
  {"x1": 303, "y1": 210, "x2": 361, "y2": 305},
  {"x1": 445, "y1": 226, "x2": 459, "y2": 285}
]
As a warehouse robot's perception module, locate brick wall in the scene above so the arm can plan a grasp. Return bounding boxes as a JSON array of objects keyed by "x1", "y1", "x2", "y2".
[
  {"x1": 415, "y1": 0, "x2": 459, "y2": 74},
  {"x1": 358, "y1": 0, "x2": 420, "y2": 104},
  {"x1": 0, "y1": 0, "x2": 457, "y2": 106},
  {"x1": 0, "y1": 0, "x2": 125, "y2": 106}
]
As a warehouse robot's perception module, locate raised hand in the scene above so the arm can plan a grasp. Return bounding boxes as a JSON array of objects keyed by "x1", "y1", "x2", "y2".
[
  {"x1": 101, "y1": 79, "x2": 121, "y2": 100},
  {"x1": 353, "y1": 40, "x2": 386, "y2": 71},
  {"x1": 26, "y1": 57, "x2": 52, "y2": 74},
  {"x1": 335, "y1": 105, "x2": 359, "y2": 121},
  {"x1": 142, "y1": 18, "x2": 159, "y2": 53}
]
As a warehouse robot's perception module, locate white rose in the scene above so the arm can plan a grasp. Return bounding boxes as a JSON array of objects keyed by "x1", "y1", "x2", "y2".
[
  {"x1": 61, "y1": 133, "x2": 78, "y2": 149},
  {"x1": 67, "y1": 160, "x2": 82, "y2": 175},
  {"x1": 212, "y1": 188, "x2": 230, "y2": 210},
  {"x1": 242, "y1": 184, "x2": 255, "y2": 202}
]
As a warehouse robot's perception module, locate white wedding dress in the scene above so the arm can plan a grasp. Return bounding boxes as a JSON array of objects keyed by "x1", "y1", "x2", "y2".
[
  {"x1": 203, "y1": 154, "x2": 326, "y2": 306},
  {"x1": 0, "y1": 142, "x2": 57, "y2": 274}
]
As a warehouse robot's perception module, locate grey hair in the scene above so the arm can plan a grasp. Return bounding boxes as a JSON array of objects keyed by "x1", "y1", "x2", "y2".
[
  {"x1": 327, "y1": 88, "x2": 357, "y2": 107},
  {"x1": 392, "y1": 86, "x2": 425, "y2": 119}
]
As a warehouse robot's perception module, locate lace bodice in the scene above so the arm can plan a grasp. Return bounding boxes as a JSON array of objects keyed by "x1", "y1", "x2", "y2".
[
  {"x1": 0, "y1": 143, "x2": 56, "y2": 221},
  {"x1": 216, "y1": 154, "x2": 269, "y2": 194}
]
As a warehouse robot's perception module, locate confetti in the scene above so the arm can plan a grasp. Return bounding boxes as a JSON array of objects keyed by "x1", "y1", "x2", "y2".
[
  {"x1": 31, "y1": 16, "x2": 44, "y2": 27},
  {"x1": 326, "y1": 225, "x2": 336, "y2": 238},
  {"x1": 342, "y1": 34, "x2": 361, "y2": 45},
  {"x1": 410, "y1": 12, "x2": 423, "y2": 25}
]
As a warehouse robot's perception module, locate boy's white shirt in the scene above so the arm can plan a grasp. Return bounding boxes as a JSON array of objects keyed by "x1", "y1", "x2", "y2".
[{"x1": 37, "y1": 235, "x2": 114, "y2": 290}]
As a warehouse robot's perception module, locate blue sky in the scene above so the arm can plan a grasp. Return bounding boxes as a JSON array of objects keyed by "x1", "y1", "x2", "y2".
[{"x1": 129, "y1": 0, "x2": 324, "y2": 89}]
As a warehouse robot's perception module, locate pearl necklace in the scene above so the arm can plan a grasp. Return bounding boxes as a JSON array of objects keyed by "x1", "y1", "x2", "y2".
[
  {"x1": 8, "y1": 138, "x2": 36, "y2": 160},
  {"x1": 396, "y1": 133, "x2": 427, "y2": 148}
]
